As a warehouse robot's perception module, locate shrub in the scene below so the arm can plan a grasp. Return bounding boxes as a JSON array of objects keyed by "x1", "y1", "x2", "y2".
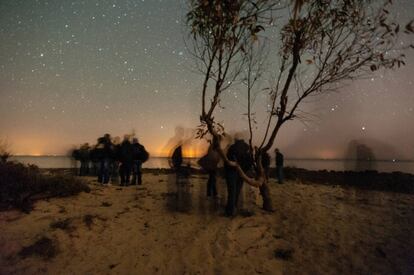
[{"x1": 0, "y1": 161, "x2": 90, "y2": 212}]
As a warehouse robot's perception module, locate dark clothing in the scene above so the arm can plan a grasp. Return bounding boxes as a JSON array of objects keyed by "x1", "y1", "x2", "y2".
[
  {"x1": 225, "y1": 140, "x2": 253, "y2": 173},
  {"x1": 132, "y1": 142, "x2": 149, "y2": 163},
  {"x1": 276, "y1": 166, "x2": 284, "y2": 184},
  {"x1": 95, "y1": 137, "x2": 114, "y2": 184},
  {"x1": 119, "y1": 140, "x2": 134, "y2": 164},
  {"x1": 275, "y1": 151, "x2": 284, "y2": 184},
  {"x1": 79, "y1": 160, "x2": 89, "y2": 176},
  {"x1": 131, "y1": 160, "x2": 142, "y2": 185},
  {"x1": 225, "y1": 169, "x2": 244, "y2": 216},
  {"x1": 276, "y1": 152, "x2": 284, "y2": 167},
  {"x1": 72, "y1": 145, "x2": 90, "y2": 176},
  {"x1": 172, "y1": 146, "x2": 183, "y2": 169},
  {"x1": 171, "y1": 146, "x2": 183, "y2": 177},
  {"x1": 198, "y1": 144, "x2": 220, "y2": 197},
  {"x1": 131, "y1": 142, "x2": 147, "y2": 185},
  {"x1": 120, "y1": 162, "x2": 132, "y2": 185},
  {"x1": 224, "y1": 140, "x2": 252, "y2": 216},
  {"x1": 98, "y1": 158, "x2": 111, "y2": 184},
  {"x1": 207, "y1": 171, "x2": 218, "y2": 197},
  {"x1": 119, "y1": 140, "x2": 134, "y2": 186}
]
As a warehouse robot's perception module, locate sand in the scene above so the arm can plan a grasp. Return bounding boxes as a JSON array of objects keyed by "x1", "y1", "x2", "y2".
[{"x1": 1, "y1": 173, "x2": 413, "y2": 274}]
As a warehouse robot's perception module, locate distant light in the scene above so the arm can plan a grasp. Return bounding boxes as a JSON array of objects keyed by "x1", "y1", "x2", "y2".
[{"x1": 361, "y1": 126, "x2": 365, "y2": 131}]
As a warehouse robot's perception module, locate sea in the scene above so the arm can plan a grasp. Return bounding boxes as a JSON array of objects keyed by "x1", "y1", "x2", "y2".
[{"x1": 9, "y1": 156, "x2": 414, "y2": 174}]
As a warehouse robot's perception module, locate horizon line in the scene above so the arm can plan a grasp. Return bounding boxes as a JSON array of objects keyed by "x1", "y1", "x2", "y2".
[{"x1": 10, "y1": 155, "x2": 414, "y2": 162}]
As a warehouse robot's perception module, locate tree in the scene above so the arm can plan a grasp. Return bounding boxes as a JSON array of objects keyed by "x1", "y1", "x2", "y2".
[{"x1": 187, "y1": 0, "x2": 413, "y2": 211}]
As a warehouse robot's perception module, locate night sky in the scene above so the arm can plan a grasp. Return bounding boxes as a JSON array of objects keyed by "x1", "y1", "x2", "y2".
[{"x1": 1, "y1": 0, "x2": 413, "y2": 160}]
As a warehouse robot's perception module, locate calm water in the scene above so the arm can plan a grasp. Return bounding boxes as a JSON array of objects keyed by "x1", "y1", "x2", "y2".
[{"x1": 9, "y1": 156, "x2": 414, "y2": 174}]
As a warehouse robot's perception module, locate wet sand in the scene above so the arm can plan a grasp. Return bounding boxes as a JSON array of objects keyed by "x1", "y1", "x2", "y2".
[{"x1": 1, "y1": 174, "x2": 413, "y2": 274}]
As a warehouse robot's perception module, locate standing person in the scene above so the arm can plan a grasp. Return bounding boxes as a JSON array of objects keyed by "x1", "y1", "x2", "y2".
[
  {"x1": 171, "y1": 145, "x2": 183, "y2": 176},
  {"x1": 110, "y1": 136, "x2": 121, "y2": 185},
  {"x1": 78, "y1": 143, "x2": 90, "y2": 176},
  {"x1": 96, "y1": 134, "x2": 114, "y2": 185},
  {"x1": 131, "y1": 138, "x2": 149, "y2": 185},
  {"x1": 119, "y1": 136, "x2": 134, "y2": 186},
  {"x1": 198, "y1": 139, "x2": 220, "y2": 198},
  {"x1": 275, "y1": 148, "x2": 284, "y2": 184},
  {"x1": 224, "y1": 138, "x2": 253, "y2": 217}
]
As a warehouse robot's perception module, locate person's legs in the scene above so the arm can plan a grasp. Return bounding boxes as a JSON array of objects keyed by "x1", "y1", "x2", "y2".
[
  {"x1": 225, "y1": 171, "x2": 237, "y2": 216},
  {"x1": 119, "y1": 163, "x2": 125, "y2": 186},
  {"x1": 235, "y1": 176, "x2": 244, "y2": 209},
  {"x1": 131, "y1": 162, "x2": 137, "y2": 185},
  {"x1": 207, "y1": 172, "x2": 212, "y2": 197},
  {"x1": 279, "y1": 166, "x2": 284, "y2": 184},
  {"x1": 79, "y1": 161, "x2": 84, "y2": 176},
  {"x1": 211, "y1": 171, "x2": 217, "y2": 196},
  {"x1": 103, "y1": 158, "x2": 111, "y2": 184},
  {"x1": 98, "y1": 160, "x2": 104, "y2": 183},
  {"x1": 277, "y1": 166, "x2": 284, "y2": 184},
  {"x1": 136, "y1": 161, "x2": 142, "y2": 185},
  {"x1": 124, "y1": 163, "x2": 131, "y2": 186}
]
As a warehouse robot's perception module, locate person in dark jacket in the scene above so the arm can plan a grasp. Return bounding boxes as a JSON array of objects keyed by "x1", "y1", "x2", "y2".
[
  {"x1": 224, "y1": 139, "x2": 253, "y2": 216},
  {"x1": 96, "y1": 134, "x2": 114, "y2": 185},
  {"x1": 131, "y1": 138, "x2": 149, "y2": 185},
  {"x1": 171, "y1": 145, "x2": 183, "y2": 175},
  {"x1": 119, "y1": 136, "x2": 134, "y2": 186},
  {"x1": 275, "y1": 148, "x2": 284, "y2": 184},
  {"x1": 198, "y1": 139, "x2": 220, "y2": 197}
]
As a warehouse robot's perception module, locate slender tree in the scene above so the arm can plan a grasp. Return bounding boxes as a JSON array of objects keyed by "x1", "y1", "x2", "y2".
[{"x1": 187, "y1": 0, "x2": 413, "y2": 211}]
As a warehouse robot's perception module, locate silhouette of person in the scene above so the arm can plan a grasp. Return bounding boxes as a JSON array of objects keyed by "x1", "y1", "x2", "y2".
[
  {"x1": 275, "y1": 148, "x2": 284, "y2": 184},
  {"x1": 119, "y1": 136, "x2": 134, "y2": 186},
  {"x1": 96, "y1": 134, "x2": 114, "y2": 185},
  {"x1": 78, "y1": 143, "x2": 90, "y2": 176},
  {"x1": 110, "y1": 136, "x2": 121, "y2": 184},
  {"x1": 131, "y1": 137, "x2": 149, "y2": 185},
  {"x1": 224, "y1": 138, "x2": 253, "y2": 216},
  {"x1": 171, "y1": 145, "x2": 183, "y2": 175},
  {"x1": 198, "y1": 139, "x2": 220, "y2": 197}
]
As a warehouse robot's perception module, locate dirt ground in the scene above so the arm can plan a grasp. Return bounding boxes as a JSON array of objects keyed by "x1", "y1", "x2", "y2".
[{"x1": 1, "y1": 173, "x2": 413, "y2": 274}]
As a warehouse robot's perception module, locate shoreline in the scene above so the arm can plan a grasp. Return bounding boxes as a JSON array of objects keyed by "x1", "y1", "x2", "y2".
[{"x1": 44, "y1": 167, "x2": 414, "y2": 194}]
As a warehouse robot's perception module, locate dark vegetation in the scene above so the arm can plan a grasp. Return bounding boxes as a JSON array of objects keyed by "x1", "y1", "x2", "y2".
[
  {"x1": 282, "y1": 167, "x2": 414, "y2": 194},
  {"x1": 43, "y1": 165, "x2": 414, "y2": 194},
  {"x1": 19, "y1": 236, "x2": 59, "y2": 260},
  {"x1": 0, "y1": 161, "x2": 90, "y2": 213}
]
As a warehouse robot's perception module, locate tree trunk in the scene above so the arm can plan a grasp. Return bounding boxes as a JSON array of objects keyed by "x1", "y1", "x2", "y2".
[{"x1": 259, "y1": 180, "x2": 273, "y2": 212}]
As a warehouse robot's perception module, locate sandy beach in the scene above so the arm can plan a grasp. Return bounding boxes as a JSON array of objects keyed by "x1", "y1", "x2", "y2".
[{"x1": 1, "y1": 173, "x2": 413, "y2": 274}]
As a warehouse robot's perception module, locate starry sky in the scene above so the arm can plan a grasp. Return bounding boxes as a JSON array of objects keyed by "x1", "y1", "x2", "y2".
[{"x1": 0, "y1": 0, "x2": 413, "y2": 160}]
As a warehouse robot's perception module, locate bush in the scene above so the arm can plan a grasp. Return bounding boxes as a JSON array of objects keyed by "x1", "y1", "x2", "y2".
[{"x1": 0, "y1": 161, "x2": 90, "y2": 212}]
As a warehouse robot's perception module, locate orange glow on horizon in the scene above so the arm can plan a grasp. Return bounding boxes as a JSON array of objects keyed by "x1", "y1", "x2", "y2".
[{"x1": 318, "y1": 150, "x2": 337, "y2": 159}]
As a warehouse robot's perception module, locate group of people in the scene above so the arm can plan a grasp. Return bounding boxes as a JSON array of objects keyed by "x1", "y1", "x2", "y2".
[
  {"x1": 74, "y1": 134, "x2": 285, "y2": 217},
  {"x1": 72, "y1": 133, "x2": 149, "y2": 186},
  {"x1": 197, "y1": 138, "x2": 284, "y2": 216}
]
